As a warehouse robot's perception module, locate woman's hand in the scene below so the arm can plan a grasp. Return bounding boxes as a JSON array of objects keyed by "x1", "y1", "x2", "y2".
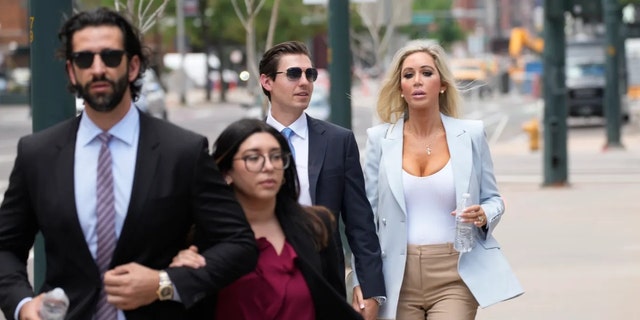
[
  {"x1": 451, "y1": 204, "x2": 487, "y2": 227},
  {"x1": 351, "y1": 285, "x2": 380, "y2": 320},
  {"x1": 169, "y1": 245, "x2": 206, "y2": 268}
]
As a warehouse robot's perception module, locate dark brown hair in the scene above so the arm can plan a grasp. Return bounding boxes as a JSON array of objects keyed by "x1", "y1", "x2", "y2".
[
  {"x1": 213, "y1": 118, "x2": 331, "y2": 250},
  {"x1": 258, "y1": 41, "x2": 311, "y2": 101},
  {"x1": 57, "y1": 7, "x2": 150, "y2": 101}
]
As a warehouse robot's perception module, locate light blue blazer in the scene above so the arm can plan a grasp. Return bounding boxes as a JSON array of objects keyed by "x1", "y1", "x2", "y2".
[{"x1": 358, "y1": 114, "x2": 523, "y2": 319}]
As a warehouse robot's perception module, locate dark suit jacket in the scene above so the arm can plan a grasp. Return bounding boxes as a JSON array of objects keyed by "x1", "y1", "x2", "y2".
[
  {"x1": 0, "y1": 112, "x2": 258, "y2": 320},
  {"x1": 306, "y1": 115, "x2": 386, "y2": 298},
  {"x1": 279, "y1": 205, "x2": 363, "y2": 320}
]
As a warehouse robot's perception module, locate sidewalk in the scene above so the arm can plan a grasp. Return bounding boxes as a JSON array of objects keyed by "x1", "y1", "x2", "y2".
[{"x1": 476, "y1": 120, "x2": 640, "y2": 319}]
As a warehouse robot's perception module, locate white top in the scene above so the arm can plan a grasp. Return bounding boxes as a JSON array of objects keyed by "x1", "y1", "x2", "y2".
[
  {"x1": 403, "y1": 160, "x2": 457, "y2": 245},
  {"x1": 266, "y1": 111, "x2": 313, "y2": 206}
]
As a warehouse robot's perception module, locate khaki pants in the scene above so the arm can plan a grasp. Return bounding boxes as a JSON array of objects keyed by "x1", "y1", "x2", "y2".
[{"x1": 395, "y1": 243, "x2": 478, "y2": 320}]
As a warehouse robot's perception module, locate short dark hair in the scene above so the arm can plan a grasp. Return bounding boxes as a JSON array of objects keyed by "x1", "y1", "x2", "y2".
[
  {"x1": 57, "y1": 7, "x2": 149, "y2": 101},
  {"x1": 258, "y1": 41, "x2": 311, "y2": 101}
]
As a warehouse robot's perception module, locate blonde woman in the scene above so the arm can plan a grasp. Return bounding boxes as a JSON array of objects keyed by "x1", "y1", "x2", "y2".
[{"x1": 352, "y1": 41, "x2": 523, "y2": 319}]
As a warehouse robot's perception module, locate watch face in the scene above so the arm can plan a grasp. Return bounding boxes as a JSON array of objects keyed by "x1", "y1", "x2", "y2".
[{"x1": 160, "y1": 287, "x2": 172, "y2": 297}]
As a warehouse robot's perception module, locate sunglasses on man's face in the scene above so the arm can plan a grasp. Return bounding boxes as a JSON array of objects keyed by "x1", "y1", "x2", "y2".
[
  {"x1": 274, "y1": 67, "x2": 318, "y2": 82},
  {"x1": 71, "y1": 49, "x2": 126, "y2": 69}
]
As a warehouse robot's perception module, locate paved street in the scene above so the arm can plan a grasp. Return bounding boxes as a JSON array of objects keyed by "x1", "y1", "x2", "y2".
[
  {"x1": 477, "y1": 120, "x2": 640, "y2": 320},
  {"x1": 1, "y1": 88, "x2": 639, "y2": 319}
]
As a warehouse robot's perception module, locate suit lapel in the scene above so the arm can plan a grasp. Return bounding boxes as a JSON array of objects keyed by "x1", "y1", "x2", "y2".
[
  {"x1": 306, "y1": 116, "x2": 326, "y2": 204},
  {"x1": 442, "y1": 114, "x2": 472, "y2": 204},
  {"x1": 279, "y1": 209, "x2": 322, "y2": 269},
  {"x1": 55, "y1": 117, "x2": 100, "y2": 278},
  {"x1": 381, "y1": 119, "x2": 407, "y2": 215},
  {"x1": 113, "y1": 114, "x2": 160, "y2": 262}
]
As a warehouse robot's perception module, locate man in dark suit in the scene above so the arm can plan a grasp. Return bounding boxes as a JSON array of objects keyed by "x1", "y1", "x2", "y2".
[
  {"x1": 0, "y1": 8, "x2": 257, "y2": 320},
  {"x1": 259, "y1": 41, "x2": 386, "y2": 320}
]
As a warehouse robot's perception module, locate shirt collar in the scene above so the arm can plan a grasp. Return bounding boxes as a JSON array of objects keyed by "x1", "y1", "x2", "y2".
[
  {"x1": 266, "y1": 110, "x2": 308, "y2": 140},
  {"x1": 77, "y1": 104, "x2": 140, "y2": 146}
]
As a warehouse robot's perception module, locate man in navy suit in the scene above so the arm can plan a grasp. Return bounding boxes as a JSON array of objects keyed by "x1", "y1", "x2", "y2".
[
  {"x1": 0, "y1": 8, "x2": 257, "y2": 320},
  {"x1": 259, "y1": 41, "x2": 385, "y2": 320}
]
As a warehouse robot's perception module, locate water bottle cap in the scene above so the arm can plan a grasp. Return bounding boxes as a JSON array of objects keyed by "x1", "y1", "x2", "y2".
[{"x1": 47, "y1": 288, "x2": 69, "y2": 304}]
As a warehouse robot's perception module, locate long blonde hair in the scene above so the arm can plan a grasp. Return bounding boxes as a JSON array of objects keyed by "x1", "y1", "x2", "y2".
[{"x1": 376, "y1": 40, "x2": 461, "y2": 123}]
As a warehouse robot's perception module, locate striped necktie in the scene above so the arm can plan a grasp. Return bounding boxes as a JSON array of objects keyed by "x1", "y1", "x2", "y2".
[{"x1": 95, "y1": 132, "x2": 117, "y2": 320}]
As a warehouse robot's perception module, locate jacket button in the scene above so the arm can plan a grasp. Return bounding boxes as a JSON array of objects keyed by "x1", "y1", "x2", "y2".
[
  {"x1": 382, "y1": 218, "x2": 387, "y2": 225},
  {"x1": 381, "y1": 251, "x2": 386, "y2": 258}
]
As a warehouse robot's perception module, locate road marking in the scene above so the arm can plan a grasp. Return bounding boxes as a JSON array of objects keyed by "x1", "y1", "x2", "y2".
[
  {"x1": 497, "y1": 174, "x2": 640, "y2": 184},
  {"x1": 489, "y1": 114, "x2": 510, "y2": 145}
]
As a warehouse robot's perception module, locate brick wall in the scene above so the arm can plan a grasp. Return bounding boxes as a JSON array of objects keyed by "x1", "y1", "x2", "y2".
[{"x1": 0, "y1": 0, "x2": 28, "y2": 47}]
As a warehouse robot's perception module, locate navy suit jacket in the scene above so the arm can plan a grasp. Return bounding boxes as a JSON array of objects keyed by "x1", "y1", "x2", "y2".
[
  {"x1": 0, "y1": 111, "x2": 258, "y2": 320},
  {"x1": 306, "y1": 115, "x2": 385, "y2": 298},
  {"x1": 280, "y1": 205, "x2": 363, "y2": 320}
]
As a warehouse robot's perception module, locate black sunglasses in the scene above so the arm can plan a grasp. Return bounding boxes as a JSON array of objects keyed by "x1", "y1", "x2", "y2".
[
  {"x1": 274, "y1": 67, "x2": 318, "y2": 82},
  {"x1": 71, "y1": 49, "x2": 126, "y2": 69}
]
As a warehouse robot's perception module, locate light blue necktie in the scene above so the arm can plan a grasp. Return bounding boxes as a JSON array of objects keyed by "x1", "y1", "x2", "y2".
[{"x1": 281, "y1": 127, "x2": 296, "y2": 158}]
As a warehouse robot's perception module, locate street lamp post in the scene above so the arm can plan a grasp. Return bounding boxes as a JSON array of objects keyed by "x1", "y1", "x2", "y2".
[
  {"x1": 29, "y1": 0, "x2": 74, "y2": 290},
  {"x1": 328, "y1": 0, "x2": 352, "y2": 129}
]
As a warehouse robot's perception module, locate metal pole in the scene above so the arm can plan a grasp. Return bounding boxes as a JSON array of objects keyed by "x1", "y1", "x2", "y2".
[
  {"x1": 29, "y1": 0, "x2": 74, "y2": 290},
  {"x1": 542, "y1": 0, "x2": 568, "y2": 186},
  {"x1": 328, "y1": 0, "x2": 351, "y2": 129},
  {"x1": 602, "y1": 0, "x2": 624, "y2": 149},
  {"x1": 177, "y1": 0, "x2": 187, "y2": 105}
]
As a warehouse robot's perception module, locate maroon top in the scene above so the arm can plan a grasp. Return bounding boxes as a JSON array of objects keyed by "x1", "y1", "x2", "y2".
[{"x1": 215, "y1": 237, "x2": 315, "y2": 320}]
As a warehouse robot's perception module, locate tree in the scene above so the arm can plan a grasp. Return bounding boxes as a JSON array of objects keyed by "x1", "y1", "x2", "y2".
[
  {"x1": 231, "y1": 0, "x2": 267, "y2": 95},
  {"x1": 113, "y1": 0, "x2": 170, "y2": 34},
  {"x1": 351, "y1": 0, "x2": 413, "y2": 76},
  {"x1": 265, "y1": 0, "x2": 281, "y2": 50}
]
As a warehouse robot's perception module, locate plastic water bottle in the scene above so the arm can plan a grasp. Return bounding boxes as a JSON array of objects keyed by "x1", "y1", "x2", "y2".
[
  {"x1": 39, "y1": 287, "x2": 69, "y2": 320},
  {"x1": 454, "y1": 193, "x2": 475, "y2": 253}
]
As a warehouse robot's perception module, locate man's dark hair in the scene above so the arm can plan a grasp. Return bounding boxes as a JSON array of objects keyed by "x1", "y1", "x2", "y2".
[
  {"x1": 258, "y1": 41, "x2": 311, "y2": 101},
  {"x1": 57, "y1": 7, "x2": 149, "y2": 101}
]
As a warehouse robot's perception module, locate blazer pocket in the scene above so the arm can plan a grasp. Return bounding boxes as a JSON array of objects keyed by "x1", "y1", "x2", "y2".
[{"x1": 478, "y1": 237, "x2": 501, "y2": 250}]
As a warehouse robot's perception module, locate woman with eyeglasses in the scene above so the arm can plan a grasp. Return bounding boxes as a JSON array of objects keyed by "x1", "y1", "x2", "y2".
[{"x1": 170, "y1": 118, "x2": 363, "y2": 320}]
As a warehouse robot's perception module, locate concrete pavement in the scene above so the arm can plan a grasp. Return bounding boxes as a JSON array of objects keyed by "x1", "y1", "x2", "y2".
[{"x1": 476, "y1": 118, "x2": 640, "y2": 319}]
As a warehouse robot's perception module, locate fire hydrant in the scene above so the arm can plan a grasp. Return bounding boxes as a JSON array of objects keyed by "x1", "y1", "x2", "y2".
[{"x1": 522, "y1": 118, "x2": 540, "y2": 151}]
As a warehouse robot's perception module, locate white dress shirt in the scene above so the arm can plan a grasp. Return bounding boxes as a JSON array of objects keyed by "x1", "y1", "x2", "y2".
[
  {"x1": 14, "y1": 106, "x2": 140, "y2": 320},
  {"x1": 75, "y1": 106, "x2": 139, "y2": 320},
  {"x1": 266, "y1": 110, "x2": 313, "y2": 206}
]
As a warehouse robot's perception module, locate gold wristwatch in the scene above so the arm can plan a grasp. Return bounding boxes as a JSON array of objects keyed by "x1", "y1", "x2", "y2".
[{"x1": 157, "y1": 270, "x2": 174, "y2": 301}]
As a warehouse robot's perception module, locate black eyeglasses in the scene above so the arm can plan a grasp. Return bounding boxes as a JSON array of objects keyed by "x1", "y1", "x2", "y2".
[
  {"x1": 274, "y1": 67, "x2": 318, "y2": 82},
  {"x1": 71, "y1": 49, "x2": 126, "y2": 69},
  {"x1": 234, "y1": 152, "x2": 291, "y2": 173}
]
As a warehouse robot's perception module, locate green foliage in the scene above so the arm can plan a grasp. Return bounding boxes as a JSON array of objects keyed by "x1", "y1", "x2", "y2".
[
  {"x1": 175, "y1": 0, "x2": 325, "y2": 52},
  {"x1": 400, "y1": 0, "x2": 465, "y2": 49},
  {"x1": 77, "y1": 0, "x2": 325, "y2": 52},
  {"x1": 620, "y1": 0, "x2": 640, "y2": 6},
  {"x1": 413, "y1": 0, "x2": 452, "y2": 11}
]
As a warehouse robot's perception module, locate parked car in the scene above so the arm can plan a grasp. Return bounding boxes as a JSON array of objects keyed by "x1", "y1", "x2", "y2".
[
  {"x1": 243, "y1": 87, "x2": 330, "y2": 121},
  {"x1": 76, "y1": 69, "x2": 168, "y2": 120}
]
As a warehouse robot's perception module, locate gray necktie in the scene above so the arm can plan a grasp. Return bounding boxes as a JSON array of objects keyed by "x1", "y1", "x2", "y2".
[
  {"x1": 281, "y1": 127, "x2": 296, "y2": 158},
  {"x1": 95, "y1": 132, "x2": 117, "y2": 320}
]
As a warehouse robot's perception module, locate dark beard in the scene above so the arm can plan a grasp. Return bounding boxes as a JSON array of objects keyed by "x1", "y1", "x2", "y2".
[{"x1": 76, "y1": 73, "x2": 129, "y2": 113}]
